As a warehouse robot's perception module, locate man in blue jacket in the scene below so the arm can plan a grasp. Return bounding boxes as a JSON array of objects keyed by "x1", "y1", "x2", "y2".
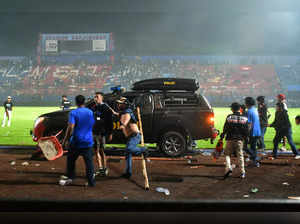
[
  {"x1": 59, "y1": 95, "x2": 96, "y2": 187},
  {"x1": 244, "y1": 97, "x2": 261, "y2": 168}
]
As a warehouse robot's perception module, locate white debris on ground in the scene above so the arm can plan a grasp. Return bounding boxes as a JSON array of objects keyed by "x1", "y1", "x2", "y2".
[
  {"x1": 10, "y1": 161, "x2": 16, "y2": 166},
  {"x1": 21, "y1": 162, "x2": 29, "y2": 166},
  {"x1": 155, "y1": 187, "x2": 170, "y2": 196}
]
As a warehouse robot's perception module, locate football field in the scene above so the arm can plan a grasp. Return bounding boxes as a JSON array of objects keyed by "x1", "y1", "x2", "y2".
[{"x1": 0, "y1": 106, "x2": 300, "y2": 150}]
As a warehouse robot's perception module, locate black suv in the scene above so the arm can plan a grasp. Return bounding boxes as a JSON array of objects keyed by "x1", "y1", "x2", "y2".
[{"x1": 31, "y1": 78, "x2": 218, "y2": 157}]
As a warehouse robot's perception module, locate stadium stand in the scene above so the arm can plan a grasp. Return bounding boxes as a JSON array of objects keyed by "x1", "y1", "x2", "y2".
[{"x1": 2, "y1": 55, "x2": 300, "y2": 106}]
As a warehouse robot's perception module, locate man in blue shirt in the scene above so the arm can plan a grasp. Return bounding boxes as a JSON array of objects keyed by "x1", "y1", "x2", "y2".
[
  {"x1": 244, "y1": 97, "x2": 261, "y2": 167},
  {"x1": 59, "y1": 95, "x2": 96, "y2": 187}
]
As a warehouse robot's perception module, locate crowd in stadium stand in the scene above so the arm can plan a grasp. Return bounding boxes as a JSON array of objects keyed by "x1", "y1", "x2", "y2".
[{"x1": 0, "y1": 55, "x2": 300, "y2": 106}]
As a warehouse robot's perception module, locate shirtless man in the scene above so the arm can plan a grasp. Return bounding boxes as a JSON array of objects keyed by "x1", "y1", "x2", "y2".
[{"x1": 116, "y1": 97, "x2": 148, "y2": 178}]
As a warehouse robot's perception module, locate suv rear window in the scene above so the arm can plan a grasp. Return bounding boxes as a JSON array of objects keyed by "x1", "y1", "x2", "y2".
[{"x1": 163, "y1": 93, "x2": 200, "y2": 107}]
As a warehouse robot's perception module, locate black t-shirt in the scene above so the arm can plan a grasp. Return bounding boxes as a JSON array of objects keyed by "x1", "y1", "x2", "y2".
[
  {"x1": 221, "y1": 112, "x2": 249, "y2": 141},
  {"x1": 88, "y1": 102, "x2": 113, "y2": 135},
  {"x1": 3, "y1": 101, "x2": 13, "y2": 111},
  {"x1": 258, "y1": 103, "x2": 268, "y2": 127},
  {"x1": 61, "y1": 99, "x2": 71, "y2": 110}
]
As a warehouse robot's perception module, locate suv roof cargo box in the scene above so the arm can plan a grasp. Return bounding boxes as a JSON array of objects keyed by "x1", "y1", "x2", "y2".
[{"x1": 132, "y1": 78, "x2": 199, "y2": 92}]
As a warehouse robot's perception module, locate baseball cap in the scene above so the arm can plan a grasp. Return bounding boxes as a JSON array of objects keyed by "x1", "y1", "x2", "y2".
[
  {"x1": 7, "y1": 96, "x2": 11, "y2": 99},
  {"x1": 277, "y1": 94, "x2": 286, "y2": 100},
  {"x1": 116, "y1": 97, "x2": 128, "y2": 104}
]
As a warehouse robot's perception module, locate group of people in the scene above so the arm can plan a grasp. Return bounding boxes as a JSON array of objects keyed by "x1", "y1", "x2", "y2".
[
  {"x1": 58, "y1": 92, "x2": 148, "y2": 187},
  {"x1": 220, "y1": 94, "x2": 300, "y2": 179}
]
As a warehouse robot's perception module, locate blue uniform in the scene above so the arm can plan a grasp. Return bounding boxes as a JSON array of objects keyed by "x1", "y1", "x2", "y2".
[
  {"x1": 69, "y1": 107, "x2": 95, "y2": 148},
  {"x1": 245, "y1": 106, "x2": 261, "y2": 163},
  {"x1": 247, "y1": 107, "x2": 261, "y2": 137},
  {"x1": 67, "y1": 107, "x2": 96, "y2": 186}
]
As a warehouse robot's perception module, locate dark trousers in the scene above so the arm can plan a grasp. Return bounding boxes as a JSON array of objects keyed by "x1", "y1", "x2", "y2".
[
  {"x1": 273, "y1": 128, "x2": 298, "y2": 157},
  {"x1": 67, "y1": 146, "x2": 95, "y2": 186},
  {"x1": 125, "y1": 133, "x2": 146, "y2": 175},
  {"x1": 257, "y1": 126, "x2": 267, "y2": 149},
  {"x1": 244, "y1": 136, "x2": 260, "y2": 162}
]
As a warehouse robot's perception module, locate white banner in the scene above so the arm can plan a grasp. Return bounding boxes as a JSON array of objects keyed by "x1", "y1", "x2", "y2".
[
  {"x1": 45, "y1": 40, "x2": 58, "y2": 52},
  {"x1": 93, "y1": 40, "x2": 106, "y2": 51}
]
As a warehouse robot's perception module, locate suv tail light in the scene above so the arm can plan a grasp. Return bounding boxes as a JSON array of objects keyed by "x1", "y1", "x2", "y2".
[{"x1": 208, "y1": 113, "x2": 215, "y2": 126}]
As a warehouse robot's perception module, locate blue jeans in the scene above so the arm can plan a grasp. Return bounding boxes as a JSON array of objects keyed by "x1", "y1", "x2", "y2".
[
  {"x1": 244, "y1": 136, "x2": 260, "y2": 162},
  {"x1": 273, "y1": 128, "x2": 298, "y2": 157},
  {"x1": 67, "y1": 146, "x2": 95, "y2": 186},
  {"x1": 257, "y1": 127, "x2": 267, "y2": 149},
  {"x1": 125, "y1": 133, "x2": 146, "y2": 175}
]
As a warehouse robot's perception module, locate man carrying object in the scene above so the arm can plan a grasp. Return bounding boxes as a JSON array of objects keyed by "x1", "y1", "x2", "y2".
[{"x1": 116, "y1": 97, "x2": 148, "y2": 179}]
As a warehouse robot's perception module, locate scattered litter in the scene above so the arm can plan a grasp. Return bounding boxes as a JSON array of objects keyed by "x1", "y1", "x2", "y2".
[
  {"x1": 286, "y1": 173, "x2": 294, "y2": 177},
  {"x1": 123, "y1": 196, "x2": 128, "y2": 200},
  {"x1": 187, "y1": 160, "x2": 192, "y2": 164},
  {"x1": 282, "y1": 182, "x2": 290, "y2": 186},
  {"x1": 190, "y1": 165, "x2": 204, "y2": 169},
  {"x1": 202, "y1": 152, "x2": 212, "y2": 156},
  {"x1": 268, "y1": 157, "x2": 274, "y2": 160},
  {"x1": 21, "y1": 162, "x2": 29, "y2": 166},
  {"x1": 35, "y1": 164, "x2": 40, "y2": 167},
  {"x1": 232, "y1": 164, "x2": 236, "y2": 169},
  {"x1": 10, "y1": 161, "x2": 16, "y2": 166},
  {"x1": 155, "y1": 187, "x2": 170, "y2": 196},
  {"x1": 51, "y1": 167, "x2": 55, "y2": 170},
  {"x1": 250, "y1": 188, "x2": 259, "y2": 193},
  {"x1": 235, "y1": 190, "x2": 240, "y2": 193},
  {"x1": 288, "y1": 197, "x2": 300, "y2": 200},
  {"x1": 243, "y1": 195, "x2": 249, "y2": 198},
  {"x1": 60, "y1": 175, "x2": 68, "y2": 180}
]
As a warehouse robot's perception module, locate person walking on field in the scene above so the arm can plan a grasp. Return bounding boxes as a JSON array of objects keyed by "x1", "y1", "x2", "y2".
[
  {"x1": 220, "y1": 102, "x2": 249, "y2": 179},
  {"x1": 277, "y1": 94, "x2": 288, "y2": 151},
  {"x1": 2, "y1": 96, "x2": 13, "y2": 127},
  {"x1": 59, "y1": 95, "x2": 96, "y2": 187},
  {"x1": 268, "y1": 102, "x2": 300, "y2": 160},
  {"x1": 244, "y1": 97, "x2": 261, "y2": 167},
  {"x1": 256, "y1": 96, "x2": 271, "y2": 151}
]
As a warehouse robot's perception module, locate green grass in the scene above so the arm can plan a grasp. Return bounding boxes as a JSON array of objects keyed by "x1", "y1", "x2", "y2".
[{"x1": 1, "y1": 107, "x2": 300, "y2": 150}]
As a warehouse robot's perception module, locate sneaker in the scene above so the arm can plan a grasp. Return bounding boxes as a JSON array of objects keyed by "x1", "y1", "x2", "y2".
[
  {"x1": 96, "y1": 168, "x2": 109, "y2": 177},
  {"x1": 224, "y1": 169, "x2": 232, "y2": 179},
  {"x1": 280, "y1": 147, "x2": 287, "y2": 152},
  {"x1": 255, "y1": 161, "x2": 260, "y2": 168},
  {"x1": 60, "y1": 175, "x2": 69, "y2": 180},
  {"x1": 294, "y1": 155, "x2": 300, "y2": 160},
  {"x1": 240, "y1": 173, "x2": 246, "y2": 179},
  {"x1": 59, "y1": 178, "x2": 72, "y2": 186},
  {"x1": 121, "y1": 173, "x2": 132, "y2": 179}
]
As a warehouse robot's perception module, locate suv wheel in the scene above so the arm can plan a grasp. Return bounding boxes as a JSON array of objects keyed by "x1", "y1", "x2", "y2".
[{"x1": 160, "y1": 131, "x2": 187, "y2": 157}]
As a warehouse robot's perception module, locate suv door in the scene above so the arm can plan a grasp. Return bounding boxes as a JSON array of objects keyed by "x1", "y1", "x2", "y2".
[{"x1": 139, "y1": 93, "x2": 154, "y2": 141}]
